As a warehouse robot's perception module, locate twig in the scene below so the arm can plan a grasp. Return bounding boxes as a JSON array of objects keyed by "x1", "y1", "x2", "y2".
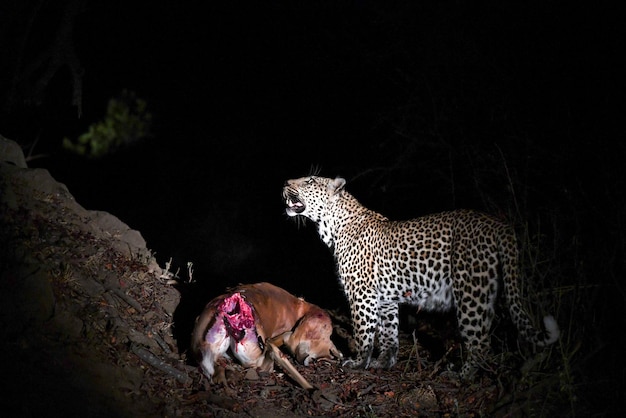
[
  {"x1": 187, "y1": 261, "x2": 194, "y2": 283},
  {"x1": 109, "y1": 288, "x2": 143, "y2": 313},
  {"x1": 160, "y1": 257, "x2": 175, "y2": 282},
  {"x1": 403, "y1": 329, "x2": 422, "y2": 375},
  {"x1": 145, "y1": 326, "x2": 172, "y2": 354},
  {"x1": 131, "y1": 344, "x2": 192, "y2": 385},
  {"x1": 429, "y1": 345, "x2": 457, "y2": 379}
]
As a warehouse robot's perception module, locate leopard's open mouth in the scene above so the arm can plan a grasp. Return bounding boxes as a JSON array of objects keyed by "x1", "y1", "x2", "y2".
[{"x1": 283, "y1": 188, "x2": 305, "y2": 215}]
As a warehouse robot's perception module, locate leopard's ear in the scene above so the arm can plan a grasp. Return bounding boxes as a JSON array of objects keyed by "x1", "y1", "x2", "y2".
[{"x1": 328, "y1": 177, "x2": 346, "y2": 196}]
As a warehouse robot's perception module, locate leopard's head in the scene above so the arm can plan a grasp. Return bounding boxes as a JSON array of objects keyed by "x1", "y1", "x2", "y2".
[{"x1": 283, "y1": 176, "x2": 346, "y2": 223}]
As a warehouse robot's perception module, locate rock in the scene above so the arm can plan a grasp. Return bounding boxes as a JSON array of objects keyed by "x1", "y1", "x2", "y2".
[
  {"x1": 245, "y1": 368, "x2": 261, "y2": 381},
  {"x1": 0, "y1": 135, "x2": 179, "y2": 416},
  {"x1": 0, "y1": 137, "x2": 162, "y2": 276},
  {"x1": 0, "y1": 134, "x2": 27, "y2": 168},
  {"x1": 0, "y1": 264, "x2": 55, "y2": 336}
]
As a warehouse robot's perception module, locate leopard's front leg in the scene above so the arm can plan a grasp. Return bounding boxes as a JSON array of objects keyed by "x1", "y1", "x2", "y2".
[
  {"x1": 341, "y1": 284, "x2": 378, "y2": 369},
  {"x1": 370, "y1": 301, "x2": 399, "y2": 368}
]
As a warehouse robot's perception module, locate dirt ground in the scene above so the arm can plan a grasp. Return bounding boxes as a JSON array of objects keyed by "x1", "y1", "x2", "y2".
[{"x1": 0, "y1": 137, "x2": 564, "y2": 417}]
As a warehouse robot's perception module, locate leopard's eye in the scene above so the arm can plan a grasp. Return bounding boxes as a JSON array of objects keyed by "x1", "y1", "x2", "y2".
[{"x1": 306, "y1": 177, "x2": 315, "y2": 185}]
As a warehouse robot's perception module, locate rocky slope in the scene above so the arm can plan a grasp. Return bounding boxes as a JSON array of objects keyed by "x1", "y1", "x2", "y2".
[{"x1": 1, "y1": 135, "x2": 188, "y2": 417}]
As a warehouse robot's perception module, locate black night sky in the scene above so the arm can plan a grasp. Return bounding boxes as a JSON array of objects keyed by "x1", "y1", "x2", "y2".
[{"x1": 1, "y1": 1, "x2": 624, "y2": 412}]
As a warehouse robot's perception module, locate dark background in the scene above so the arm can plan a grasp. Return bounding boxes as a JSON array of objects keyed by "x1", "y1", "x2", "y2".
[{"x1": 1, "y1": 1, "x2": 624, "y2": 412}]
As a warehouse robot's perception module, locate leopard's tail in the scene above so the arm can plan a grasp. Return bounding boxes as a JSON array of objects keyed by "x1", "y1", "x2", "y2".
[{"x1": 499, "y1": 227, "x2": 560, "y2": 347}]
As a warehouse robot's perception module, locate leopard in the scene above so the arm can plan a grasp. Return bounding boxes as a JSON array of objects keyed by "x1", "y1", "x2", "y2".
[{"x1": 282, "y1": 175, "x2": 560, "y2": 379}]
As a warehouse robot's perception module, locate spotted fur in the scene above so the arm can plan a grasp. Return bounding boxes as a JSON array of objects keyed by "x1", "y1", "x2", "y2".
[{"x1": 283, "y1": 176, "x2": 559, "y2": 379}]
